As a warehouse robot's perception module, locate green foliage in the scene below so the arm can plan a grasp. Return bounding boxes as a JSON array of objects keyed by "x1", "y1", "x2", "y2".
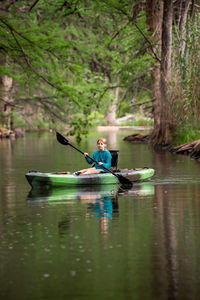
[
  {"x1": 68, "y1": 113, "x2": 93, "y2": 143},
  {"x1": 0, "y1": 0, "x2": 153, "y2": 140},
  {"x1": 88, "y1": 111, "x2": 107, "y2": 126},
  {"x1": 118, "y1": 101, "x2": 132, "y2": 117},
  {"x1": 172, "y1": 13, "x2": 200, "y2": 130},
  {"x1": 3, "y1": 0, "x2": 199, "y2": 144},
  {"x1": 13, "y1": 115, "x2": 26, "y2": 128},
  {"x1": 29, "y1": 118, "x2": 50, "y2": 130},
  {"x1": 172, "y1": 127, "x2": 200, "y2": 146},
  {"x1": 134, "y1": 117, "x2": 153, "y2": 127}
]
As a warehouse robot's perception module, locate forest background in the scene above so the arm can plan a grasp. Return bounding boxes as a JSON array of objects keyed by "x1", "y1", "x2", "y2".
[{"x1": 0, "y1": 0, "x2": 200, "y2": 145}]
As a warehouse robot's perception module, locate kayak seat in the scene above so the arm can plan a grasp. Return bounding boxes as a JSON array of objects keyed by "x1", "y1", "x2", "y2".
[{"x1": 109, "y1": 150, "x2": 119, "y2": 171}]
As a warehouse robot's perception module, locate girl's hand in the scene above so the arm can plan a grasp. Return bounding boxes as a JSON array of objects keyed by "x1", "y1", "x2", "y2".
[
  {"x1": 98, "y1": 162, "x2": 103, "y2": 166},
  {"x1": 84, "y1": 152, "x2": 89, "y2": 157}
]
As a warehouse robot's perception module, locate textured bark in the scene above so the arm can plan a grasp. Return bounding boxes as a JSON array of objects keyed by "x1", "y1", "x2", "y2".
[
  {"x1": 146, "y1": 0, "x2": 163, "y2": 139},
  {"x1": 171, "y1": 139, "x2": 200, "y2": 160},
  {"x1": 146, "y1": 0, "x2": 173, "y2": 145},
  {"x1": 0, "y1": 1, "x2": 15, "y2": 129},
  {"x1": 105, "y1": 86, "x2": 119, "y2": 125},
  {"x1": 158, "y1": 0, "x2": 173, "y2": 145},
  {"x1": 0, "y1": 56, "x2": 15, "y2": 129},
  {"x1": 174, "y1": 0, "x2": 191, "y2": 57}
]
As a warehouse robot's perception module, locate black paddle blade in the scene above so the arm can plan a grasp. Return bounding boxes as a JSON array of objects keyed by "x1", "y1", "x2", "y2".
[
  {"x1": 117, "y1": 174, "x2": 133, "y2": 187},
  {"x1": 56, "y1": 132, "x2": 69, "y2": 146}
]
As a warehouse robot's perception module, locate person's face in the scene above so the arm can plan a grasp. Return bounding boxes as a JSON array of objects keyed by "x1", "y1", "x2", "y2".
[{"x1": 97, "y1": 141, "x2": 105, "y2": 151}]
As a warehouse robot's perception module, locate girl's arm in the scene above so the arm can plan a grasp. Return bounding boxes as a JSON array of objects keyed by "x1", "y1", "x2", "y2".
[{"x1": 85, "y1": 152, "x2": 94, "y2": 165}]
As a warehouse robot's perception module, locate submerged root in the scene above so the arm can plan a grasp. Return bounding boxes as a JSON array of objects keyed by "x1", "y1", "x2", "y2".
[
  {"x1": 123, "y1": 133, "x2": 170, "y2": 149},
  {"x1": 123, "y1": 133, "x2": 150, "y2": 143}
]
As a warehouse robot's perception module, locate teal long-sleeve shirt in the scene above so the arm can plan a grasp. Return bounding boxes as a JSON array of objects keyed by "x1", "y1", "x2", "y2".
[{"x1": 85, "y1": 150, "x2": 112, "y2": 171}]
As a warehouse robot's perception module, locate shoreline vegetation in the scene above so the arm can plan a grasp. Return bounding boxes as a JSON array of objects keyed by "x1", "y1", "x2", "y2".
[
  {"x1": 1, "y1": 125, "x2": 200, "y2": 162},
  {"x1": 124, "y1": 131, "x2": 200, "y2": 162},
  {"x1": 0, "y1": 125, "x2": 152, "y2": 139},
  {"x1": 1, "y1": 1, "x2": 199, "y2": 152}
]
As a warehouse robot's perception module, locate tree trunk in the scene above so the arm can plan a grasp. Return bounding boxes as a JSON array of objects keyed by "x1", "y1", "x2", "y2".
[
  {"x1": 174, "y1": 0, "x2": 191, "y2": 57},
  {"x1": 158, "y1": 0, "x2": 173, "y2": 145},
  {"x1": 0, "y1": 63, "x2": 15, "y2": 129},
  {"x1": 147, "y1": 0, "x2": 173, "y2": 145},
  {"x1": 105, "y1": 86, "x2": 119, "y2": 125},
  {"x1": 146, "y1": 0, "x2": 163, "y2": 136},
  {"x1": 0, "y1": 3, "x2": 15, "y2": 129}
]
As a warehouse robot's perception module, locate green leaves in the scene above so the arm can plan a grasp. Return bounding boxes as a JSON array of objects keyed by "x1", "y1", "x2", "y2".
[{"x1": 0, "y1": 0, "x2": 153, "y2": 140}]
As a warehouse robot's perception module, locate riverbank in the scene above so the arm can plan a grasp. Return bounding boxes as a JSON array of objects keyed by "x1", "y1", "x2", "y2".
[
  {"x1": 0, "y1": 126, "x2": 153, "y2": 139},
  {"x1": 0, "y1": 127, "x2": 25, "y2": 138},
  {"x1": 123, "y1": 130, "x2": 200, "y2": 162},
  {"x1": 97, "y1": 125, "x2": 153, "y2": 131}
]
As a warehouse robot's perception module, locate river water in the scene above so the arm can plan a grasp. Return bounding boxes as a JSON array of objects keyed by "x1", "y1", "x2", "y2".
[{"x1": 1, "y1": 129, "x2": 200, "y2": 300}]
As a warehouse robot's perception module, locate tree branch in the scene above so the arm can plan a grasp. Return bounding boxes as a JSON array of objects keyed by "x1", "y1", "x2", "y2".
[
  {"x1": 100, "y1": 3, "x2": 161, "y2": 63},
  {"x1": 0, "y1": 98, "x2": 23, "y2": 109},
  {"x1": 10, "y1": 30, "x2": 59, "y2": 89},
  {"x1": 39, "y1": 101, "x2": 67, "y2": 123},
  {"x1": 0, "y1": 17, "x2": 35, "y2": 45},
  {"x1": 133, "y1": 22, "x2": 161, "y2": 63},
  {"x1": 91, "y1": 53, "x2": 112, "y2": 81},
  {"x1": 107, "y1": 20, "x2": 131, "y2": 46},
  {"x1": 29, "y1": 0, "x2": 40, "y2": 12},
  {"x1": 0, "y1": 17, "x2": 61, "y2": 60}
]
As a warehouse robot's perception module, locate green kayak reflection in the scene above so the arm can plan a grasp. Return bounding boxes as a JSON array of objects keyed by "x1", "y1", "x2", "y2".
[
  {"x1": 118, "y1": 183, "x2": 155, "y2": 197},
  {"x1": 27, "y1": 184, "x2": 155, "y2": 236},
  {"x1": 27, "y1": 184, "x2": 118, "y2": 204},
  {"x1": 26, "y1": 184, "x2": 155, "y2": 204}
]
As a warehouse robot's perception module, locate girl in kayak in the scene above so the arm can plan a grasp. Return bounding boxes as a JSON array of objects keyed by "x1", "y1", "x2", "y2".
[{"x1": 75, "y1": 138, "x2": 112, "y2": 175}]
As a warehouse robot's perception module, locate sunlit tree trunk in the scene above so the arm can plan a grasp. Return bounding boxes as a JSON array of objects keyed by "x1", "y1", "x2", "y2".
[
  {"x1": 0, "y1": 1, "x2": 15, "y2": 130},
  {"x1": 105, "y1": 86, "x2": 119, "y2": 125},
  {"x1": 147, "y1": 0, "x2": 173, "y2": 145},
  {"x1": 146, "y1": 0, "x2": 163, "y2": 134},
  {"x1": 158, "y1": 0, "x2": 173, "y2": 145},
  {"x1": 0, "y1": 57, "x2": 15, "y2": 129},
  {"x1": 174, "y1": 0, "x2": 191, "y2": 57}
]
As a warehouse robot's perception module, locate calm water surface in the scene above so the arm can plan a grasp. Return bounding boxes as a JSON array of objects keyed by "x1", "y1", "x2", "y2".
[{"x1": 1, "y1": 129, "x2": 200, "y2": 300}]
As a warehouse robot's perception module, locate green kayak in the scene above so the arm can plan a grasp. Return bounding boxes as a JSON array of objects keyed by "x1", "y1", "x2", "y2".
[{"x1": 25, "y1": 168, "x2": 155, "y2": 188}]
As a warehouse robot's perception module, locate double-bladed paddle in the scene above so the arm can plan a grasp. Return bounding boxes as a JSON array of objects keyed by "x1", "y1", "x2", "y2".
[{"x1": 56, "y1": 132, "x2": 132, "y2": 186}]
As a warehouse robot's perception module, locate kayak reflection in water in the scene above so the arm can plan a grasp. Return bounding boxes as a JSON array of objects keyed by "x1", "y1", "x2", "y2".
[{"x1": 74, "y1": 138, "x2": 112, "y2": 176}]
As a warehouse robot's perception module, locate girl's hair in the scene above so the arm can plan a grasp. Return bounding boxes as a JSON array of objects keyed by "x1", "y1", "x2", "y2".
[{"x1": 97, "y1": 138, "x2": 107, "y2": 147}]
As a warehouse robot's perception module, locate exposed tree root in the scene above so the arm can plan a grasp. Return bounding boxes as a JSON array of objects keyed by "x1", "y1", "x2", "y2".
[
  {"x1": 124, "y1": 133, "x2": 150, "y2": 143},
  {"x1": 170, "y1": 140, "x2": 200, "y2": 160},
  {"x1": 124, "y1": 133, "x2": 200, "y2": 161},
  {"x1": 0, "y1": 128, "x2": 24, "y2": 138}
]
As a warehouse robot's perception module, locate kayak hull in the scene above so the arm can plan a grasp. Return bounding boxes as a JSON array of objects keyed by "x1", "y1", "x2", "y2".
[{"x1": 25, "y1": 168, "x2": 155, "y2": 188}]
